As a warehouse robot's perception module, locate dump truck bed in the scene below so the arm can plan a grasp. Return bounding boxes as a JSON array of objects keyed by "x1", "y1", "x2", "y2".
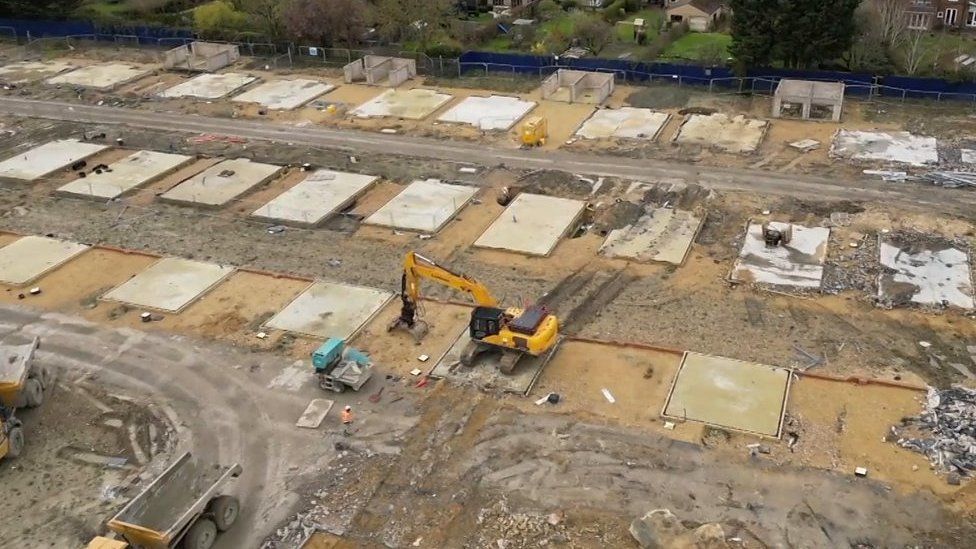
[
  {"x1": 0, "y1": 337, "x2": 38, "y2": 406},
  {"x1": 107, "y1": 452, "x2": 241, "y2": 546}
]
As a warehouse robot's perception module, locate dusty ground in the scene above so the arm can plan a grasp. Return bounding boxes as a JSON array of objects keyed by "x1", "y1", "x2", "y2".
[{"x1": 0, "y1": 45, "x2": 975, "y2": 548}]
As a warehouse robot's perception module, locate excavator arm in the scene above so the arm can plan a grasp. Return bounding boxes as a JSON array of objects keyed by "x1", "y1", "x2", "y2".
[{"x1": 389, "y1": 252, "x2": 498, "y2": 338}]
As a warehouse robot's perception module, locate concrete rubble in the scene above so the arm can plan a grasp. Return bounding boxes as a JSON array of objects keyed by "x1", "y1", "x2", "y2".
[
  {"x1": 893, "y1": 386, "x2": 976, "y2": 478},
  {"x1": 629, "y1": 509, "x2": 730, "y2": 549}
]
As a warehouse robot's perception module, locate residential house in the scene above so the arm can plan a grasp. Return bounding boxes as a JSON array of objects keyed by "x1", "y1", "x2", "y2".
[
  {"x1": 490, "y1": 0, "x2": 539, "y2": 11},
  {"x1": 906, "y1": 1, "x2": 976, "y2": 30},
  {"x1": 665, "y1": 0, "x2": 724, "y2": 32}
]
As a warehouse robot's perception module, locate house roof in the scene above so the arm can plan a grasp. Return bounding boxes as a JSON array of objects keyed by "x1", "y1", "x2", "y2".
[{"x1": 668, "y1": 0, "x2": 722, "y2": 14}]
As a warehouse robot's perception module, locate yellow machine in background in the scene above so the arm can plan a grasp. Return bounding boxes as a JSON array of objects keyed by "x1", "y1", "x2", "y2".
[
  {"x1": 520, "y1": 116, "x2": 547, "y2": 147},
  {"x1": 388, "y1": 252, "x2": 559, "y2": 374}
]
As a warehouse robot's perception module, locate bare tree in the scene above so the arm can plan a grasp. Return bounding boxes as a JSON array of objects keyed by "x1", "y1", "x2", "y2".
[
  {"x1": 573, "y1": 15, "x2": 613, "y2": 56},
  {"x1": 284, "y1": 0, "x2": 369, "y2": 47},
  {"x1": 902, "y1": 29, "x2": 930, "y2": 75},
  {"x1": 870, "y1": 0, "x2": 907, "y2": 47},
  {"x1": 237, "y1": 0, "x2": 285, "y2": 38}
]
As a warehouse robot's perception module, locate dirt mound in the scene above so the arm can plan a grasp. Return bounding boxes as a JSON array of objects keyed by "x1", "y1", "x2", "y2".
[
  {"x1": 626, "y1": 86, "x2": 691, "y2": 110},
  {"x1": 515, "y1": 169, "x2": 593, "y2": 198},
  {"x1": 642, "y1": 183, "x2": 710, "y2": 210},
  {"x1": 592, "y1": 200, "x2": 643, "y2": 236}
]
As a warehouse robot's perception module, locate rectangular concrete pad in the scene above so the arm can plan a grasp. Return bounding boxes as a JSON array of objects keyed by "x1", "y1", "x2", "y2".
[
  {"x1": 232, "y1": 78, "x2": 335, "y2": 110},
  {"x1": 0, "y1": 236, "x2": 89, "y2": 286},
  {"x1": 731, "y1": 222, "x2": 830, "y2": 289},
  {"x1": 102, "y1": 257, "x2": 235, "y2": 312},
  {"x1": 46, "y1": 63, "x2": 151, "y2": 91},
  {"x1": 296, "y1": 398, "x2": 334, "y2": 428},
  {"x1": 674, "y1": 113, "x2": 769, "y2": 154},
  {"x1": 437, "y1": 95, "x2": 536, "y2": 130},
  {"x1": 428, "y1": 327, "x2": 560, "y2": 395},
  {"x1": 159, "y1": 73, "x2": 257, "y2": 99},
  {"x1": 364, "y1": 179, "x2": 477, "y2": 233},
  {"x1": 475, "y1": 193, "x2": 585, "y2": 256},
  {"x1": 252, "y1": 169, "x2": 378, "y2": 227},
  {"x1": 663, "y1": 352, "x2": 792, "y2": 437},
  {"x1": 162, "y1": 158, "x2": 282, "y2": 207},
  {"x1": 0, "y1": 139, "x2": 108, "y2": 181},
  {"x1": 830, "y1": 130, "x2": 939, "y2": 167},
  {"x1": 351, "y1": 88, "x2": 453, "y2": 119},
  {"x1": 0, "y1": 60, "x2": 75, "y2": 84},
  {"x1": 600, "y1": 208, "x2": 703, "y2": 265},
  {"x1": 576, "y1": 107, "x2": 670, "y2": 140},
  {"x1": 878, "y1": 238, "x2": 974, "y2": 309},
  {"x1": 57, "y1": 150, "x2": 193, "y2": 200},
  {"x1": 265, "y1": 281, "x2": 393, "y2": 339}
]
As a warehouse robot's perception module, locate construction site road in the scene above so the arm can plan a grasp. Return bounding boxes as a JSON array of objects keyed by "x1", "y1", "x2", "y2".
[{"x1": 0, "y1": 97, "x2": 973, "y2": 213}]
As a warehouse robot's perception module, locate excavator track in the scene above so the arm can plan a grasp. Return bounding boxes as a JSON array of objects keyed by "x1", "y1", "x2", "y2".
[{"x1": 497, "y1": 351, "x2": 521, "y2": 375}]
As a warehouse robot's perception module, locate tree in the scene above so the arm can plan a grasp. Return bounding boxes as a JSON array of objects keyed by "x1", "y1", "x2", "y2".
[
  {"x1": 901, "y1": 29, "x2": 930, "y2": 75},
  {"x1": 236, "y1": 0, "x2": 285, "y2": 38},
  {"x1": 375, "y1": 0, "x2": 455, "y2": 51},
  {"x1": 194, "y1": 0, "x2": 248, "y2": 36},
  {"x1": 728, "y1": 0, "x2": 779, "y2": 70},
  {"x1": 0, "y1": 0, "x2": 81, "y2": 18},
  {"x1": 572, "y1": 15, "x2": 613, "y2": 56},
  {"x1": 870, "y1": 0, "x2": 907, "y2": 48},
  {"x1": 728, "y1": 0, "x2": 860, "y2": 69},
  {"x1": 284, "y1": 0, "x2": 368, "y2": 47}
]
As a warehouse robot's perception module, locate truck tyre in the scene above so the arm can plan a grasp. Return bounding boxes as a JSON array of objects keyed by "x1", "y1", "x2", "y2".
[
  {"x1": 182, "y1": 518, "x2": 217, "y2": 549},
  {"x1": 331, "y1": 382, "x2": 345, "y2": 394},
  {"x1": 209, "y1": 495, "x2": 240, "y2": 531},
  {"x1": 6, "y1": 426, "x2": 24, "y2": 458},
  {"x1": 23, "y1": 378, "x2": 43, "y2": 408}
]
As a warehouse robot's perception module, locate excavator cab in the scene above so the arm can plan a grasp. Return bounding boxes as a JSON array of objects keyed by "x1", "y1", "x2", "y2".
[{"x1": 469, "y1": 307, "x2": 505, "y2": 340}]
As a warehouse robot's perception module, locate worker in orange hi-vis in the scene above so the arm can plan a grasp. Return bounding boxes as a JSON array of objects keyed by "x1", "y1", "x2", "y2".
[{"x1": 341, "y1": 405, "x2": 354, "y2": 435}]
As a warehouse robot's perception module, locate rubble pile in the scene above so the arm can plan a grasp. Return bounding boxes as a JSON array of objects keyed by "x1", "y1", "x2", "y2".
[{"x1": 893, "y1": 386, "x2": 976, "y2": 477}]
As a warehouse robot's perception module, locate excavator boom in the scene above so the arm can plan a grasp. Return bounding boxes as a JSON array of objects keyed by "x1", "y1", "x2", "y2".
[{"x1": 402, "y1": 252, "x2": 498, "y2": 307}]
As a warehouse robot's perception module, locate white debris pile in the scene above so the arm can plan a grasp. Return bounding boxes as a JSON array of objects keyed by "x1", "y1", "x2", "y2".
[{"x1": 894, "y1": 386, "x2": 976, "y2": 478}]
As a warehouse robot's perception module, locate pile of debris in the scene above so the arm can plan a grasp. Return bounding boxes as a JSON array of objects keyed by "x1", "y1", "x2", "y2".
[
  {"x1": 920, "y1": 171, "x2": 976, "y2": 188},
  {"x1": 892, "y1": 386, "x2": 976, "y2": 480}
]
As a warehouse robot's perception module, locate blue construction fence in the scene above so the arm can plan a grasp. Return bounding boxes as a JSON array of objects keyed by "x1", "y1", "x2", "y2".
[
  {"x1": 0, "y1": 17, "x2": 192, "y2": 43},
  {"x1": 460, "y1": 51, "x2": 976, "y2": 103}
]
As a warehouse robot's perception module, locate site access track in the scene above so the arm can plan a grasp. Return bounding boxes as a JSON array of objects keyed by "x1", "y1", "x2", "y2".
[{"x1": 1, "y1": 96, "x2": 973, "y2": 214}]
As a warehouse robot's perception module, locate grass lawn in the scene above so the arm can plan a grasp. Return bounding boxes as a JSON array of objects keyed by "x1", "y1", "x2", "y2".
[
  {"x1": 615, "y1": 8, "x2": 663, "y2": 43},
  {"x1": 662, "y1": 32, "x2": 732, "y2": 60},
  {"x1": 894, "y1": 32, "x2": 976, "y2": 76}
]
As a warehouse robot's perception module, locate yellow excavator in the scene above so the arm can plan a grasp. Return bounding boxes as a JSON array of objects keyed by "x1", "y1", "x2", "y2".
[{"x1": 388, "y1": 252, "x2": 559, "y2": 374}]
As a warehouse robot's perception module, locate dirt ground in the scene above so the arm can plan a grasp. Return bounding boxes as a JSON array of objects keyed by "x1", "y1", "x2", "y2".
[{"x1": 1, "y1": 45, "x2": 976, "y2": 548}]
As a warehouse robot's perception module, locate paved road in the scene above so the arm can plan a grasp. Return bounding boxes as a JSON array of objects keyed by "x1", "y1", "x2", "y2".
[{"x1": 0, "y1": 96, "x2": 972, "y2": 211}]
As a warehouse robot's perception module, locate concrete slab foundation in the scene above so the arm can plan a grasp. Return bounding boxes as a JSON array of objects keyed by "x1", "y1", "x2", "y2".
[
  {"x1": 0, "y1": 139, "x2": 108, "y2": 181},
  {"x1": 161, "y1": 158, "x2": 282, "y2": 207},
  {"x1": 674, "y1": 113, "x2": 769, "y2": 154},
  {"x1": 265, "y1": 281, "x2": 393, "y2": 339},
  {"x1": 731, "y1": 222, "x2": 830, "y2": 289},
  {"x1": 474, "y1": 193, "x2": 585, "y2": 256},
  {"x1": 575, "y1": 107, "x2": 670, "y2": 140},
  {"x1": 541, "y1": 69, "x2": 614, "y2": 104},
  {"x1": 0, "y1": 236, "x2": 89, "y2": 286},
  {"x1": 232, "y1": 78, "x2": 335, "y2": 110},
  {"x1": 102, "y1": 257, "x2": 235, "y2": 313},
  {"x1": 350, "y1": 88, "x2": 452, "y2": 119},
  {"x1": 0, "y1": 60, "x2": 75, "y2": 84},
  {"x1": 159, "y1": 73, "x2": 257, "y2": 99},
  {"x1": 46, "y1": 63, "x2": 151, "y2": 91},
  {"x1": 878, "y1": 236, "x2": 974, "y2": 309},
  {"x1": 252, "y1": 169, "x2": 378, "y2": 227},
  {"x1": 364, "y1": 179, "x2": 477, "y2": 233},
  {"x1": 428, "y1": 327, "x2": 560, "y2": 395},
  {"x1": 830, "y1": 130, "x2": 939, "y2": 166},
  {"x1": 57, "y1": 150, "x2": 193, "y2": 200},
  {"x1": 663, "y1": 352, "x2": 792, "y2": 438},
  {"x1": 436, "y1": 95, "x2": 536, "y2": 130},
  {"x1": 600, "y1": 208, "x2": 703, "y2": 265},
  {"x1": 961, "y1": 149, "x2": 976, "y2": 165}
]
